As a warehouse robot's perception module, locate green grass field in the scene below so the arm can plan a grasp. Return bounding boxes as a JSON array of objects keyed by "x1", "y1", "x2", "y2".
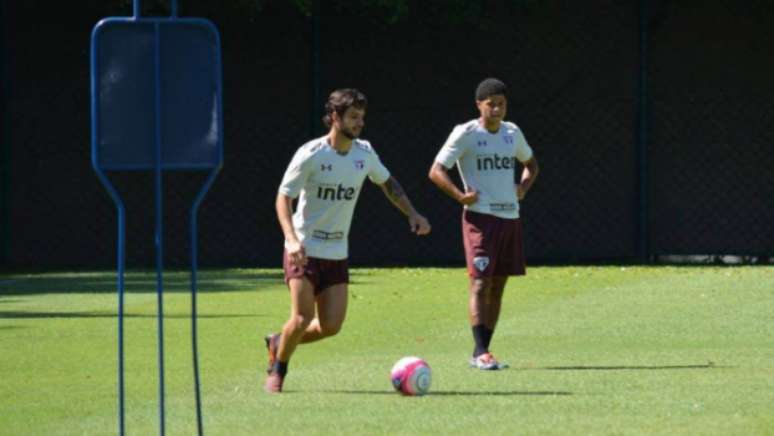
[{"x1": 1, "y1": 266, "x2": 773, "y2": 435}]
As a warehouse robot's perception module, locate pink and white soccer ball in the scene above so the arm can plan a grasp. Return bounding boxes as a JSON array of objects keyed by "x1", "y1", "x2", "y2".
[{"x1": 390, "y1": 356, "x2": 431, "y2": 396}]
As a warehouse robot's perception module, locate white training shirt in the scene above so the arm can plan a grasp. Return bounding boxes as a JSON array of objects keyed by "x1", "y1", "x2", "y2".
[
  {"x1": 435, "y1": 119, "x2": 533, "y2": 219},
  {"x1": 278, "y1": 136, "x2": 391, "y2": 260}
]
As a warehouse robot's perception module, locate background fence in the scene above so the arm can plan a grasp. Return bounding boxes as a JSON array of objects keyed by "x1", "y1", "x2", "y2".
[{"x1": 2, "y1": 0, "x2": 772, "y2": 269}]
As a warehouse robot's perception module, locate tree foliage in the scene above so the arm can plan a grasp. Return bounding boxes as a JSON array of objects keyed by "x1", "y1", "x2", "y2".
[{"x1": 111, "y1": 0, "x2": 538, "y2": 24}]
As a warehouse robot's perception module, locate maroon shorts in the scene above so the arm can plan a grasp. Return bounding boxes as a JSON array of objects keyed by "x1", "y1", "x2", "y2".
[
  {"x1": 462, "y1": 210, "x2": 526, "y2": 278},
  {"x1": 283, "y1": 251, "x2": 349, "y2": 295}
]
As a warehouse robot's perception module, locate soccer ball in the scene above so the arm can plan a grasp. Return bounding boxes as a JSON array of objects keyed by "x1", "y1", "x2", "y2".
[{"x1": 390, "y1": 356, "x2": 431, "y2": 396}]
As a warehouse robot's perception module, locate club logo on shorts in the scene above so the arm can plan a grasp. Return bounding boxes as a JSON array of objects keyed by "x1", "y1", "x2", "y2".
[{"x1": 473, "y1": 256, "x2": 490, "y2": 272}]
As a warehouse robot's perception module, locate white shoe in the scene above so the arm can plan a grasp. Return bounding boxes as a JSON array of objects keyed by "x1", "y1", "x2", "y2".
[{"x1": 469, "y1": 352, "x2": 508, "y2": 370}]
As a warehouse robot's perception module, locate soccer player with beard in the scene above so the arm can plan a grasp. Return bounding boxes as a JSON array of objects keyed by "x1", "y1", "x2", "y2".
[
  {"x1": 428, "y1": 78, "x2": 539, "y2": 370},
  {"x1": 264, "y1": 88, "x2": 432, "y2": 393}
]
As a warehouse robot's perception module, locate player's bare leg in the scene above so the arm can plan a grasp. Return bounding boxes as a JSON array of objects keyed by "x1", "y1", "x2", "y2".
[
  {"x1": 300, "y1": 283, "x2": 348, "y2": 344},
  {"x1": 278, "y1": 277, "x2": 316, "y2": 359},
  {"x1": 485, "y1": 276, "x2": 508, "y2": 331},
  {"x1": 468, "y1": 277, "x2": 508, "y2": 370},
  {"x1": 468, "y1": 277, "x2": 491, "y2": 327},
  {"x1": 264, "y1": 277, "x2": 315, "y2": 393}
]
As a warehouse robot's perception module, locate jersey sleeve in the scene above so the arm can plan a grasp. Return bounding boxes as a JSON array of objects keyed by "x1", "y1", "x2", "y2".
[
  {"x1": 278, "y1": 147, "x2": 313, "y2": 198},
  {"x1": 514, "y1": 130, "x2": 534, "y2": 162},
  {"x1": 434, "y1": 125, "x2": 469, "y2": 169},
  {"x1": 367, "y1": 152, "x2": 391, "y2": 185}
]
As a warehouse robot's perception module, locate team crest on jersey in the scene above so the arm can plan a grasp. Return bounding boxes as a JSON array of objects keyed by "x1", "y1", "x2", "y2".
[
  {"x1": 477, "y1": 140, "x2": 488, "y2": 147},
  {"x1": 354, "y1": 160, "x2": 364, "y2": 170},
  {"x1": 473, "y1": 256, "x2": 490, "y2": 272}
]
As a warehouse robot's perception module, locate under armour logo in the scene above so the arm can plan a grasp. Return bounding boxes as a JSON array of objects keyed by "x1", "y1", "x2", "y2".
[
  {"x1": 321, "y1": 164, "x2": 332, "y2": 171},
  {"x1": 354, "y1": 160, "x2": 364, "y2": 170},
  {"x1": 477, "y1": 140, "x2": 487, "y2": 147},
  {"x1": 473, "y1": 256, "x2": 490, "y2": 272}
]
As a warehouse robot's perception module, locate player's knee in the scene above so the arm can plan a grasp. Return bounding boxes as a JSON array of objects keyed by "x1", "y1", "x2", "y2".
[
  {"x1": 289, "y1": 313, "x2": 313, "y2": 331},
  {"x1": 320, "y1": 322, "x2": 342, "y2": 337},
  {"x1": 470, "y1": 279, "x2": 492, "y2": 296}
]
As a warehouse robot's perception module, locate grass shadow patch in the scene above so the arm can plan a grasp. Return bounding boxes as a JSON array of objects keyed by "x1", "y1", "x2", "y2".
[
  {"x1": 0, "y1": 269, "x2": 284, "y2": 296},
  {"x1": 313, "y1": 389, "x2": 573, "y2": 396},
  {"x1": 532, "y1": 364, "x2": 725, "y2": 371},
  {"x1": 0, "y1": 310, "x2": 262, "y2": 320}
]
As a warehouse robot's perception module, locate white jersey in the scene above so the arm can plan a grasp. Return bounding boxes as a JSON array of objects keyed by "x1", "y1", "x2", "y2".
[
  {"x1": 435, "y1": 119, "x2": 533, "y2": 219},
  {"x1": 278, "y1": 136, "x2": 391, "y2": 260}
]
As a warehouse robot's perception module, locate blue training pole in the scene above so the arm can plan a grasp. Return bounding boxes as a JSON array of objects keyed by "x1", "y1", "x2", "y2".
[
  {"x1": 116, "y1": 205, "x2": 127, "y2": 436},
  {"x1": 90, "y1": 40, "x2": 128, "y2": 435},
  {"x1": 190, "y1": 168, "x2": 220, "y2": 436},
  {"x1": 153, "y1": 20, "x2": 167, "y2": 436},
  {"x1": 93, "y1": 171, "x2": 127, "y2": 436}
]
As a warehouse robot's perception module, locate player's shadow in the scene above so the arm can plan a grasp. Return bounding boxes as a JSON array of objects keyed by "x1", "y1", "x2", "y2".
[
  {"x1": 531, "y1": 364, "x2": 724, "y2": 371},
  {"x1": 319, "y1": 389, "x2": 572, "y2": 396}
]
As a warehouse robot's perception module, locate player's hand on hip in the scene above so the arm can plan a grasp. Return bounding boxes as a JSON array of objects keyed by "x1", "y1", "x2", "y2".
[
  {"x1": 409, "y1": 213, "x2": 432, "y2": 236},
  {"x1": 457, "y1": 190, "x2": 479, "y2": 206},
  {"x1": 285, "y1": 240, "x2": 308, "y2": 267}
]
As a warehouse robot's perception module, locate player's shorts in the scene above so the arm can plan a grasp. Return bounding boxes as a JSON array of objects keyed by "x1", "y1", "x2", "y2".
[
  {"x1": 462, "y1": 210, "x2": 526, "y2": 278},
  {"x1": 283, "y1": 251, "x2": 349, "y2": 295}
]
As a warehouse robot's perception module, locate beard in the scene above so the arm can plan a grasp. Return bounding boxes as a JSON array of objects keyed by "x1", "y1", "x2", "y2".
[{"x1": 341, "y1": 126, "x2": 360, "y2": 140}]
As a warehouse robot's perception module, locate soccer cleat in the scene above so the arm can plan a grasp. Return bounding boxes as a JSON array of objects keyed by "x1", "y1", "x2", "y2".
[
  {"x1": 469, "y1": 352, "x2": 509, "y2": 370},
  {"x1": 264, "y1": 372, "x2": 284, "y2": 393},
  {"x1": 264, "y1": 333, "x2": 281, "y2": 374}
]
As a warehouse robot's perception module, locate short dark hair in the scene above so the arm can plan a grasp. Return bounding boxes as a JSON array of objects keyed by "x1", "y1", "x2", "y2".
[
  {"x1": 475, "y1": 78, "x2": 507, "y2": 101},
  {"x1": 322, "y1": 88, "x2": 368, "y2": 128}
]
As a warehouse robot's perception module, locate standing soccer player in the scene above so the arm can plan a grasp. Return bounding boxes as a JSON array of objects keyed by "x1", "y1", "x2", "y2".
[
  {"x1": 428, "y1": 78, "x2": 539, "y2": 370},
  {"x1": 264, "y1": 88, "x2": 432, "y2": 392}
]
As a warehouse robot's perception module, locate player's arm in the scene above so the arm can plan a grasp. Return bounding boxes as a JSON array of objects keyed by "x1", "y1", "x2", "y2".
[
  {"x1": 516, "y1": 156, "x2": 539, "y2": 200},
  {"x1": 277, "y1": 146, "x2": 313, "y2": 266},
  {"x1": 428, "y1": 162, "x2": 478, "y2": 205},
  {"x1": 378, "y1": 176, "x2": 431, "y2": 235},
  {"x1": 275, "y1": 193, "x2": 307, "y2": 266}
]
